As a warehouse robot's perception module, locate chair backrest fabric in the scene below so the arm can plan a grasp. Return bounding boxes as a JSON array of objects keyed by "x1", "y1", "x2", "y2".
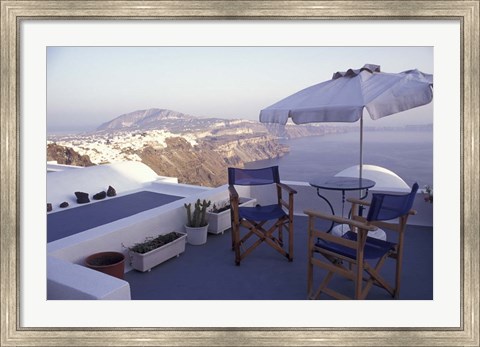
[
  {"x1": 367, "y1": 183, "x2": 419, "y2": 222},
  {"x1": 228, "y1": 166, "x2": 281, "y2": 186}
]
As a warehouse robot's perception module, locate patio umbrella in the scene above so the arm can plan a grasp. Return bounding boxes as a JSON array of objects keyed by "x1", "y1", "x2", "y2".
[{"x1": 259, "y1": 64, "x2": 433, "y2": 179}]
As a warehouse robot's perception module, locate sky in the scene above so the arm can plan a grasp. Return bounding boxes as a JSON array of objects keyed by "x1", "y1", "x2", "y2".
[{"x1": 47, "y1": 46, "x2": 433, "y2": 133}]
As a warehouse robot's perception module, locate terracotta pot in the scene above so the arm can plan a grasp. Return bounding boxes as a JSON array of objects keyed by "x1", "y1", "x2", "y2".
[{"x1": 85, "y1": 251, "x2": 125, "y2": 279}]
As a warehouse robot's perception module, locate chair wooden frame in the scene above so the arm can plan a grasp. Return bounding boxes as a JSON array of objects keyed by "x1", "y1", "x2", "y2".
[
  {"x1": 305, "y1": 197, "x2": 416, "y2": 300},
  {"x1": 229, "y1": 182, "x2": 297, "y2": 265}
]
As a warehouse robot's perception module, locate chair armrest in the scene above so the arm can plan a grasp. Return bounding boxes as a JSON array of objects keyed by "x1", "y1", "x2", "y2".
[
  {"x1": 277, "y1": 183, "x2": 297, "y2": 195},
  {"x1": 304, "y1": 209, "x2": 378, "y2": 232},
  {"x1": 347, "y1": 197, "x2": 371, "y2": 206}
]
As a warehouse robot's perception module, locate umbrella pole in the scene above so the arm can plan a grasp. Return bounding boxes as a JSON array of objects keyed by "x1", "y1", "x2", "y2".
[
  {"x1": 359, "y1": 114, "x2": 364, "y2": 215},
  {"x1": 359, "y1": 113, "x2": 363, "y2": 182}
]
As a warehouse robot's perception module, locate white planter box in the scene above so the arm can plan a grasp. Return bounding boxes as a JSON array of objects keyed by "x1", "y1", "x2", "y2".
[
  {"x1": 130, "y1": 232, "x2": 187, "y2": 272},
  {"x1": 206, "y1": 197, "x2": 256, "y2": 234}
]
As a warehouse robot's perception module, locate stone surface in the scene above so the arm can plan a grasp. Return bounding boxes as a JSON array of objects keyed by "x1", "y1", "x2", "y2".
[
  {"x1": 59, "y1": 201, "x2": 69, "y2": 208},
  {"x1": 93, "y1": 191, "x2": 107, "y2": 200},
  {"x1": 47, "y1": 143, "x2": 94, "y2": 167},
  {"x1": 75, "y1": 191, "x2": 90, "y2": 204},
  {"x1": 107, "y1": 185, "x2": 117, "y2": 197}
]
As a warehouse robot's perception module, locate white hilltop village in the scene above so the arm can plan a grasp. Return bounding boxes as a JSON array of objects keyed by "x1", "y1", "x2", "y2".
[
  {"x1": 47, "y1": 109, "x2": 259, "y2": 165},
  {"x1": 48, "y1": 129, "x2": 200, "y2": 164}
]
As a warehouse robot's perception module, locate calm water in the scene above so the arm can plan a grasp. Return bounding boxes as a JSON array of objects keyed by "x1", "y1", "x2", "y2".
[{"x1": 245, "y1": 130, "x2": 433, "y2": 188}]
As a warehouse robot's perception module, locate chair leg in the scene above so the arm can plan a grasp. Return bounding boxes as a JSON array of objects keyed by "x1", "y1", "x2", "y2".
[
  {"x1": 231, "y1": 222, "x2": 236, "y2": 251},
  {"x1": 273, "y1": 218, "x2": 292, "y2": 261},
  {"x1": 239, "y1": 238, "x2": 264, "y2": 261},
  {"x1": 288, "y1": 220, "x2": 294, "y2": 261},
  {"x1": 363, "y1": 256, "x2": 395, "y2": 297},
  {"x1": 278, "y1": 222, "x2": 283, "y2": 246},
  {"x1": 394, "y1": 227, "x2": 406, "y2": 299},
  {"x1": 355, "y1": 258, "x2": 364, "y2": 300},
  {"x1": 307, "y1": 266, "x2": 313, "y2": 298},
  {"x1": 309, "y1": 252, "x2": 356, "y2": 299},
  {"x1": 312, "y1": 271, "x2": 334, "y2": 299},
  {"x1": 233, "y1": 217, "x2": 294, "y2": 264},
  {"x1": 394, "y1": 262, "x2": 402, "y2": 299},
  {"x1": 307, "y1": 250, "x2": 314, "y2": 298},
  {"x1": 394, "y1": 248, "x2": 404, "y2": 299},
  {"x1": 232, "y1": 223, "x2": 241, "y2": 265}
]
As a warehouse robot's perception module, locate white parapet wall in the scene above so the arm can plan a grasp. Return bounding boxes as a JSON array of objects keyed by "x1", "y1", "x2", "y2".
[
  {"x1": 47, "y1": 161, "x2": 84, "y2": 172},
  {"x1": 47, "y1": 172, "x2": 235, "y2": 300},
  {"x1": 48, "y1": 161, "x2": 168, "y2": 212},
  {"x1": 47, "y1": 256, "x2": 131, "y2": 300},
  {"x1": 47, "y1": 184, "x2": 231, "y2": 266}
]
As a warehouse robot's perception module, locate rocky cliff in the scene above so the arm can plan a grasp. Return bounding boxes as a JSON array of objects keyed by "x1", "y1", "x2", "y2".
[
  {"x1": 47, "y1": 134, "x2": 287, "y2": 187},
  {"x1": 139, "y1": 135, "x2": 287, "y2": 187},
  {"x1": 47, "y1": 143, "x2": 95, "y2": 167},
  {"x1": 47, "y1": 108, "x2": 350, "y2": 187}
]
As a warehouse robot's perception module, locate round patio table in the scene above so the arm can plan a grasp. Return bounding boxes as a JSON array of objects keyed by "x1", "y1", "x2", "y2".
[{"x1": 309, "y1": 176, "x2": 376, "y2": 232}]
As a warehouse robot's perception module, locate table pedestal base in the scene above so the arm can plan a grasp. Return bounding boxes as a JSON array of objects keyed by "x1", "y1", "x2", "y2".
[{"x1": 331, "y1": 224, "x2": 387, "y2": 241}]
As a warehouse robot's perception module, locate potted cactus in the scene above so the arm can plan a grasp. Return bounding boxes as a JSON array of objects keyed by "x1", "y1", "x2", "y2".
[{"x1": 184, "y1": 199, "x2": 211, "y2": 245}]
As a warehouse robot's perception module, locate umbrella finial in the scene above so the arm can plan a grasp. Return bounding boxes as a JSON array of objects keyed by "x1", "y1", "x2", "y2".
[
  {"x1": 332, "y1": 64, "x2": 381, "y2": 80},
  {"x1": 362, "y1": 64, "x2": 381, "y2": 73}
]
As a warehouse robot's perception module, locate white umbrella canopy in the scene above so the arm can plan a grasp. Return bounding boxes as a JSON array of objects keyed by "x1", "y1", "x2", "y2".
[{"x1": 259, "y1": 64, "x2": 433, "y2": 179}]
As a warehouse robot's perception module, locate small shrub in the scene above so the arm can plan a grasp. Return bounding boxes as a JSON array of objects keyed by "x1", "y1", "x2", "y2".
[
  {"x1": 126, "y1": 232, "x2": 183, "y2": 254},
  {"x1": 211, "y1": 200, "x2": 230, "y2": 214}
]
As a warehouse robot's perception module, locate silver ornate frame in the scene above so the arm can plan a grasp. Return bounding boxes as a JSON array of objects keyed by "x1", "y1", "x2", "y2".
[{"x1": 1, "y1": 1, "x2": 478, "y2": 346}]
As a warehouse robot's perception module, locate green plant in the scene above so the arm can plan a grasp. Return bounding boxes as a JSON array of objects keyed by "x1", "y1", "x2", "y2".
[
  {"x1": 184, "y1": 199, "x2": 211, "y2": 227},
  {"x1": 210, "y1": 200, "x2": 230, "y2": 214},
  {"x1": 123, "y1": 232, "x2": 183, "y2": 254},
  {"x1": 422, "y1": 185, "x2": 433, "y2": 203}
]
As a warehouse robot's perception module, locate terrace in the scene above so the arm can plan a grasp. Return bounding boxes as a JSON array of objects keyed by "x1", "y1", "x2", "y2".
[{"x1": 47, "y1": 162, "x2": 433, "y2": 300}]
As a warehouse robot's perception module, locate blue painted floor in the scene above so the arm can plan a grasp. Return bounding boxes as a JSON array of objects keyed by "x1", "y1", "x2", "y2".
[{"x1": 124, "y1": 215, "x2": 433, "y2": 300}]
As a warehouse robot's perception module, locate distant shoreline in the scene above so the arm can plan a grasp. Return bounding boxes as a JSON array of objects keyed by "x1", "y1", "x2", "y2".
[{"x1": 47, "y1": 123, "x2": 433, "y2": 137}]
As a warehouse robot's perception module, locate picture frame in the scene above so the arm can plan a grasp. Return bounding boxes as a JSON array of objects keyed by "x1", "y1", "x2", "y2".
[{"x1": 1, "y1": 1, "x2": 478, "y2": 346}]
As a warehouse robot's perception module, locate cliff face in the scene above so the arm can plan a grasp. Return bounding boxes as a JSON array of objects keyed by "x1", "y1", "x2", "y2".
[
  {"x1": 139, "y1": 137, "x2": 228, "y2": 187},
  {"x1": 47, "y1": 132, "x2": 288, "y2": 187},
  {"x1": 138, "y1": 135, "x2": 288, "y2": 187},
  {"x1": 47, "y1": 143, "x2": 95, "y2": 167},
  {"x1": 208, "y1": 135, "x2": 288, "y2": 166},
  {"x1": 48, "y1": 108, "x2": 314, "y2": 187}
]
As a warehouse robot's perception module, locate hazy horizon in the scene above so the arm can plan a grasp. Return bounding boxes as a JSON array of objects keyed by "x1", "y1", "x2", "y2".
[
  {"x1": 47, "y1": 46, "x2": 433, "y2": 133},
  {"x1": 46, "y1": 116, "x2": 434, "y2": 136}
]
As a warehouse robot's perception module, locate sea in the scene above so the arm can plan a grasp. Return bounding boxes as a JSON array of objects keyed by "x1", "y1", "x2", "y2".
[{"x1": 245, "y1": 130, "x2": 433, "y2": 188}]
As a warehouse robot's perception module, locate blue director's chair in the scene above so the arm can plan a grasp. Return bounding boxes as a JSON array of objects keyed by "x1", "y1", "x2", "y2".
[
  {"x1": 228, "y1": 166, "x2": 297, "y2": 265},
  {"x1": 305, "y1": 183, "x2": 419, "y2": 299}
]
